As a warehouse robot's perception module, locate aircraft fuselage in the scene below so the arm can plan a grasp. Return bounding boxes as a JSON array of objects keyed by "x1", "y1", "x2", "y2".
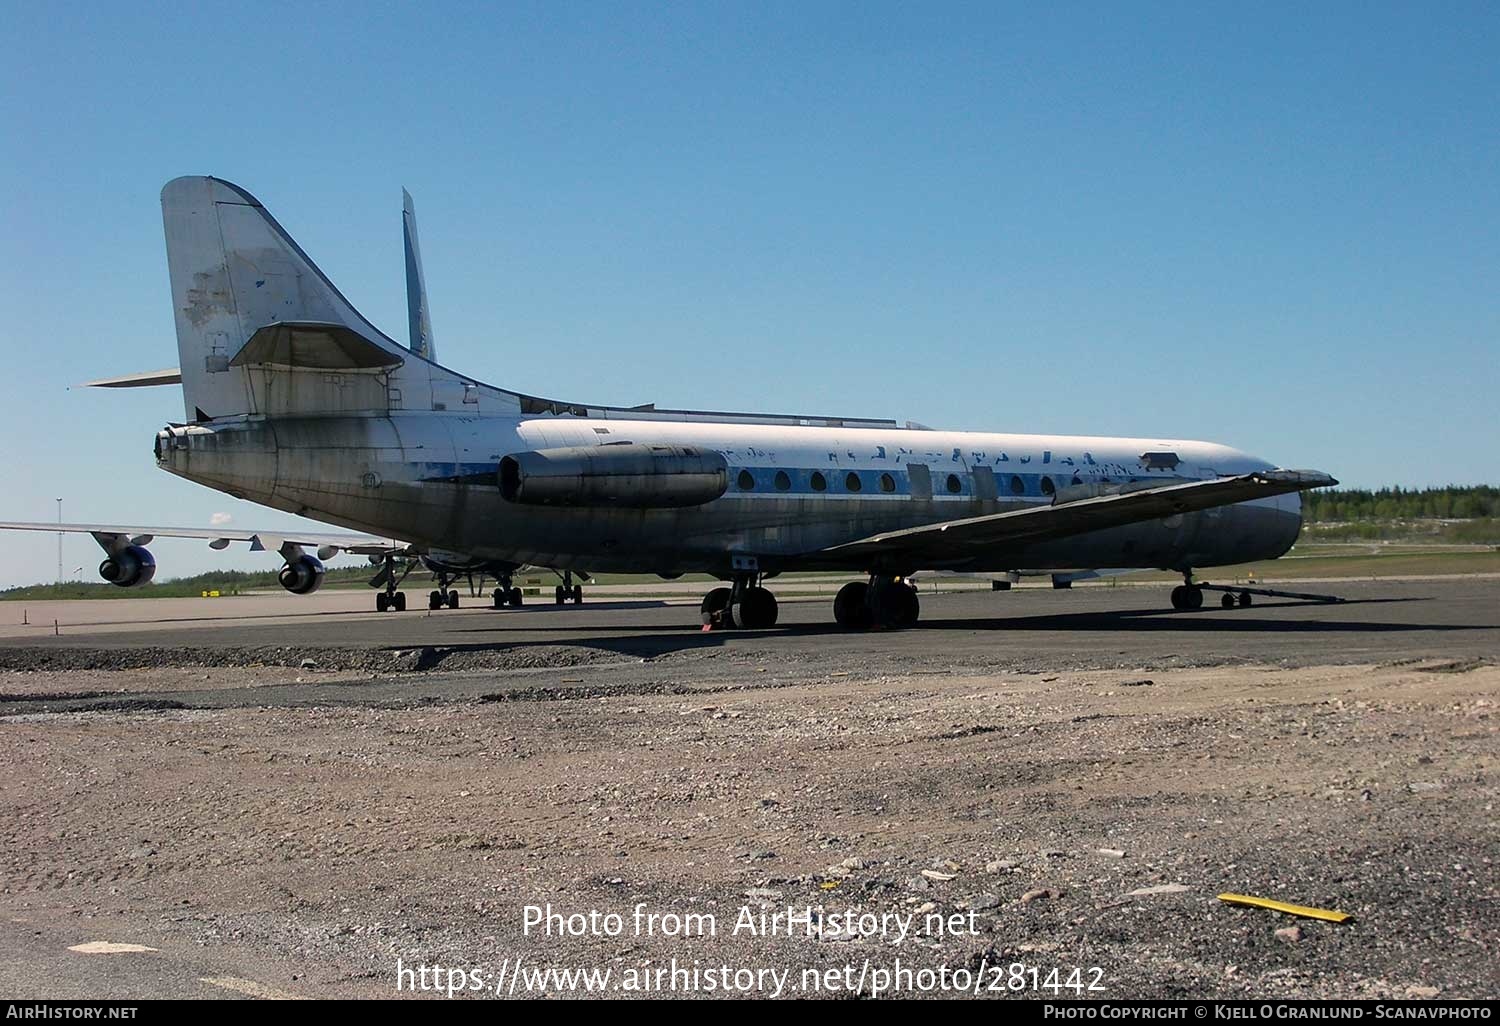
[{"x1": 155, "y1": 414, "x2": 1302, "y2": 577}]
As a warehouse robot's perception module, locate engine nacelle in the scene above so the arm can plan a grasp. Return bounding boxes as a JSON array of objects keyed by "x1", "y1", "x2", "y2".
[
  {"x1": 98, "y1": 545, "x2": 156, "y2": 588},
  {"x1": 499, "y1": 444, "x2": 728, "y2": 508},
  {"x1": 278, "y1": 554, "x2": 326, "y2": 595}
]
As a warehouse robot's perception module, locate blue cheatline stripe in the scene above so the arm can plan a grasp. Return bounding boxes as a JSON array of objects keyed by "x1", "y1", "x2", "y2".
[{"x1": 415, "y1": 460, "x2": 1155, "y2": 499}]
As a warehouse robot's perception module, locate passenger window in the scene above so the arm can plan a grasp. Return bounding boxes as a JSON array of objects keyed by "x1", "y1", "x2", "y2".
[
  {"x1": 845, "y1": 472, "x2": 862, "y2": 492},
  {"x1": 879, "y1": 473, "x2": 895, "y2": 493},
  {"x1": 737, "y1": 470, "x2": 755, "y2": 491},
  {"x1": 811, "y1": 471, "x2": 827, "y2": 492},
  {"x1": 1010, "y1": 475, "x2": 1025, "y2": 495},
  {"x1": 1040, "y1": 476, "x2": 1055, "y2": 496},
  {"x1": 775, "y1": 470, "x2": 791, "y2": 491},
  {"x1": 946, "y1": 474, "x2": 962, "y2": 494}
]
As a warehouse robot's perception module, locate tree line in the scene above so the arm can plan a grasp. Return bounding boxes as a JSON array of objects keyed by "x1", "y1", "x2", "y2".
[{"x1": 1304, "y1": 485, "x2": 1498, "y2": 522}]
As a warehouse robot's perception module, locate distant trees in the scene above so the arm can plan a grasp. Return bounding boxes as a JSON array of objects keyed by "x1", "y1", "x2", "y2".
[{"x1": 1304, "y1": 485, "x2": 1498, "y2": 522}]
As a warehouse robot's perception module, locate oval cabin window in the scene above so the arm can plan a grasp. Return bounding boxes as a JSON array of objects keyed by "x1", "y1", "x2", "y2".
[
  {"x1": 845, "y1": 472, "x2": 862, "y2": 492},
  {"x1": 810, "y1": 471, "x2": 827, "y2": 492},
  {"x1": 879, "y1": 473, "x2": 895, "y2": 493},
  {"x1": 737, "y1": 470, "x2": 755, "y2": 491},
  {"x1": 774, "y1": 470, "x2": 791, "y2": 491}
]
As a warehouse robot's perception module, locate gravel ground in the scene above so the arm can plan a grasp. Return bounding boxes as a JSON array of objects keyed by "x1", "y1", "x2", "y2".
[{"x1": 0, "y1": 655, "x2": 1494, "y2": 1000}]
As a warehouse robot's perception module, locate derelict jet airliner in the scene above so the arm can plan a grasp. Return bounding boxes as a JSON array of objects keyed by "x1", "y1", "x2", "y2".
[{"x1": 0, "y1": 177, "x2": 1333, "y2": 628}]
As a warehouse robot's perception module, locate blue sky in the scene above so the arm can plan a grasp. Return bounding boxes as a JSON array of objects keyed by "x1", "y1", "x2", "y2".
[{"x1": 2, "y1": 2, "x2": 1496, "y2": 587}]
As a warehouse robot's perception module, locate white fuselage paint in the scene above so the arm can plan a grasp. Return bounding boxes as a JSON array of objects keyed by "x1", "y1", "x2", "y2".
[{"x1": 156, "y1": 413, "x2": 1302, "y2": 577}]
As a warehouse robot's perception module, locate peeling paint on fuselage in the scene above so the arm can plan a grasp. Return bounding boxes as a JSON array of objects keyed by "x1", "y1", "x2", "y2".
[{"x1": 156, "y1": 414, "x2": 1303, "y2": 576}]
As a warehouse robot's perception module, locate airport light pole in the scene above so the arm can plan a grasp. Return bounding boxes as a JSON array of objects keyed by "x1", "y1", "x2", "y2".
[{"x1": 56, "y1": 498, "x2": 62, "y2": 585}]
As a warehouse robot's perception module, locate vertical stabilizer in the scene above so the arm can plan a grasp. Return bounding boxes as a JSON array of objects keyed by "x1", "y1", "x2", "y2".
[
  {"x1": 160, "y1": 176, "x2": 415, "y2": 422},
  {"x1": 403, "y1": 188, "x2": 435, "y2": 362}
]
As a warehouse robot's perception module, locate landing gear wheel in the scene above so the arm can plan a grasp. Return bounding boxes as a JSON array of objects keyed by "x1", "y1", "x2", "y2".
[
  {"x1": 392, "y1": 592, "x2": 406, "y2": 612},
  {"x1": 1222, "y1": 592, "x2": 1236, "y2": 609},
  {"x1": 1170, "y1": 585, "x2": 1204, "y2": 610},
  {"x1": 508, "y1": 587, "x2": 524, "y2": 608},
  {"x1": 429, "y1": 590, "x2": 444, "y2": 611},
  {"x1": 701, "y1": 587, "x2": 733, "y2": 627},
  {"x1": 555, "y1": 585, "x2": 567, "y2": 605},
  {"x1": 492, "y1": 588, "x2": 505, "y2": 609},
  {"x1": 869, "y1": 578, "x2": 920, "y2": 629},
  {"x1": 446, "y1": 590, "x2": 460, "y2": 609},
  {"x1": 376, "y1": 593, "x2": 390, "y2": 612},
  {"x1": 833, "y1": 581, "x2": 872, "y2": 629},
  {"x1": 572, "y1": 585, "x2": 583, "y2": 604},
  {"x1": 735, "y1": 587, "x2": 779, "y2": 629},
  {"x1": 1238, "y1": 592, "x2": 1253, "y2": 608}
]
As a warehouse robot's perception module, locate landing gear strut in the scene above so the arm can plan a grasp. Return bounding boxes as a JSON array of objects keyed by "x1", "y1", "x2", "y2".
[
  {"x1": 833, "y1": 575, "x2": 920, "y2": 630},
  {"x1": 700, "y1": 574, "x2": 778, "y2": 630}
]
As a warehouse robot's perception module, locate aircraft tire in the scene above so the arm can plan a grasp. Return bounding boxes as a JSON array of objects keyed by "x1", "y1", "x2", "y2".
[
  {"x1": 868, "y1": 578, "x2": 919, "y2": 629},
  {"x1": 447, "y1": 590, "x2": 460, "y2": 609},
  {"x1": 393, "y1": 592, "x2": 406, "y2": 612},
  {"x1": 492, "y1": 589, "x2": 505, "y2": 609},
  {"x1": 1170, "y1": 585, "x2": 1187, "y2": 610},
  {"x1": 1222, "y1": 592, "x2": 1236, "y2": 609},
  {"x1": 736, "y1": 587, "x2": 778, "y2": 629},
  {"x1": 1185, "y1": 586, "x2": 1204, "y2": 610},
  {"x1": 429, "y1": 590, "x2": 443, "y2": 611},
  {"x1": 700, "y1": 587, "x2": 732, "y2": 627},
  {"x1": 572, "y1": 585, "x2": 583, "y2": 604},
  {"x1": 555, "y1": 586, "x2": 566, "y2": 605},
  {"x1": 1238, "y1": 592, "x2": 1253, "y2": 608},
  {"x1": 376, "y1": 593, "x2": 389, "y2": 613},
  {"x1": 508, "y1": 588, "x2": 524, "y2": 608},
  {"x1": 833, "y1": 581, "x2": 872, "y2": 629}
]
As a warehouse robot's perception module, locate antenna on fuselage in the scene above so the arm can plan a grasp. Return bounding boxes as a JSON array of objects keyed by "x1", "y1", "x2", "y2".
[{"x1": 403, "y1": 188, "x2": 435, "y2": 361}]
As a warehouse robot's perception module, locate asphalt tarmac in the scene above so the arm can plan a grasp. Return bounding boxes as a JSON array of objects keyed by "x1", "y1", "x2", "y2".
[{"x1": 0, "y1": 576, "x2": 1494, "y2": 687}]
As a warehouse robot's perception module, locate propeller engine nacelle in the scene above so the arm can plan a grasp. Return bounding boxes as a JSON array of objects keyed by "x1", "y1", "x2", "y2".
[
  {"x1": 278, "y1": 554, "x2": 326, "y2": 595},
  {"x1": 98, "y1": 545, "x2": 157, "y2": 588}
]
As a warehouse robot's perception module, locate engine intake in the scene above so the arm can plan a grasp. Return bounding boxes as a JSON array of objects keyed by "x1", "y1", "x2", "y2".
[
  {"x1": 278, "y1": 554, "x2": 326, "y2": 595},
  {"x1": 499, "y1": 444, "x2": 728, "y2": 508},
  {"x1": 98, "y1": 545, "x2": 156, "y2": 588}
]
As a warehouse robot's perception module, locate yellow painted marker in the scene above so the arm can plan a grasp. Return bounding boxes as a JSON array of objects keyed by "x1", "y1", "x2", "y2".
[{"x1": 1218, "y1": 893, "x2": 1350, "y2": 923}]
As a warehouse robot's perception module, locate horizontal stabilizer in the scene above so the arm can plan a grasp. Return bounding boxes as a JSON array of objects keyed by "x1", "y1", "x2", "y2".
[{"x1": 83, "y1": 369, "x2": 183, "y2": 388}]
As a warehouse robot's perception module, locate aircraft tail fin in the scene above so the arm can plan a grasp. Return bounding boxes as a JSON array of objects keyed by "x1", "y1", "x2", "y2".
[
  {"x1": 403, "y1": 188, "x2": 436, "y2": 362},
  {"x1": 160, "y1": 176, "x2": 413, "y2": 422}
]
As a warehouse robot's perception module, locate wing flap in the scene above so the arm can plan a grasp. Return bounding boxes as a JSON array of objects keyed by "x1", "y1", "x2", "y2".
[{"x1": 822, "y1": 469, "x2": 1336, "y2": 562}]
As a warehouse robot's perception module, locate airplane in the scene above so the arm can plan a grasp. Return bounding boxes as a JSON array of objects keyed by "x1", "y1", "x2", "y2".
[{"x1": 0, "y1": 176, "x2": 1334, "y2": 628}]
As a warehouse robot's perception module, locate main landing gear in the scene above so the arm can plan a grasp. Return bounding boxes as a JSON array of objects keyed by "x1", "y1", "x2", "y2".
[
  {"x1": 700, "y1": 574, "x2": 779, "y2": 630},
  {"x1": 371, "y1": 553, "x2": 413, "y2": 612},
  {"x1": 490, "y1": 574, "x2": 524, "y2": 610},
  {"x1": 554, "y1": 569, "x2": 584, "y2": 606},
  {"x1": 833, "y1": 575, "x2": 920, "y2": 630},
  {"x1": 427, "y1": 570, "x2": 462, "y2": 610}
]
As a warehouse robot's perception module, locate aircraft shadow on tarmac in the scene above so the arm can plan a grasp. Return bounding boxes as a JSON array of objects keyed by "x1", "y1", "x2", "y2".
[{"x1": 439, "y1": 595, "x2": 1489, "y2": 660}]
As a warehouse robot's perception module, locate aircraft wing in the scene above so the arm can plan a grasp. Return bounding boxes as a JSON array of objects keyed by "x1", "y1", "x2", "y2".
[
  {"x1": 819, "y1": 469, "x2": 1336, "y2": 564},
  {"x1": 0, "y1": 521, "x2": 408, "y2": 557}
]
